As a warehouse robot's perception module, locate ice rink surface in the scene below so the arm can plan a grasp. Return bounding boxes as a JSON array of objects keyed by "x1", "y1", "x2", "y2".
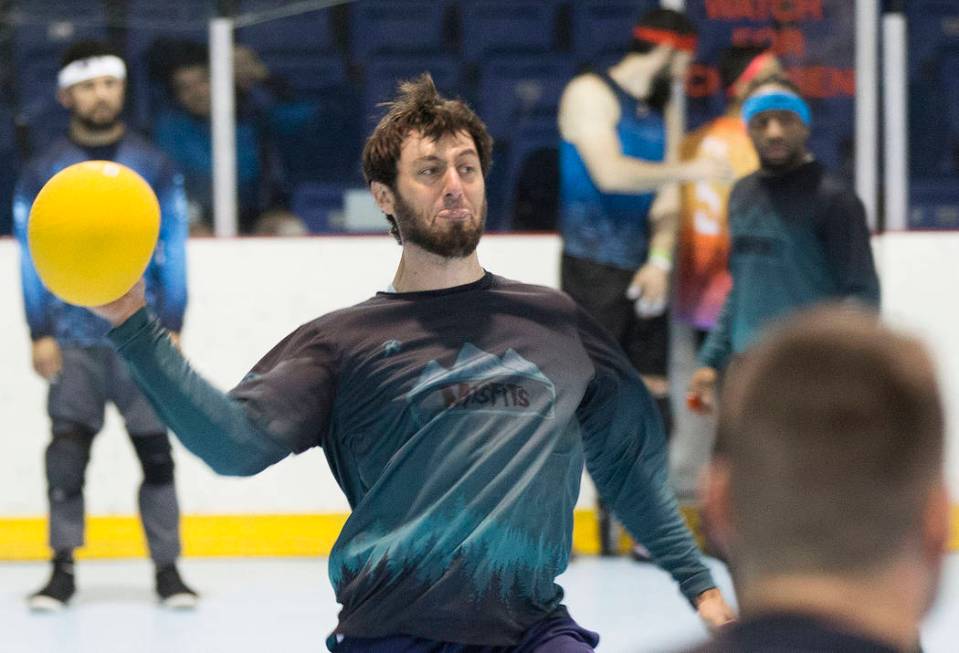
[{"x1": 2, "y1": 554, "x2": 958, "y2": 652}]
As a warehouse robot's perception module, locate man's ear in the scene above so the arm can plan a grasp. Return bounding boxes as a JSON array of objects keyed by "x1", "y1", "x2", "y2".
[
  {"x1": 370, "y1": 181, "x2": 396, "y2": 216},
  {"x1": 923, "y1": 480, "x2": 951, "y2": 565},
  {"x1": 699, "y1": 457, "x2": 733, "y2": 557},
  {"x1": 57, "y1": 88, "x2": 73, "y2": 111}
]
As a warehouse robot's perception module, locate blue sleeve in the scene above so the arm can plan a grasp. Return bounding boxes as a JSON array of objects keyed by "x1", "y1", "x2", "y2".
[
  {"x1": 13, "y1": 172, "x2": 55, "y2": 340},
  {"x1": 574, "y1": 306, "x2": 715, "y2": 605},
  {"x1": 152, "y1": 159, "x2": 189, "y2": 332},
  {"x1": 108, "y1": 308, "x2": 293, "y2": 476},
  {"x1": 152, "y1": 113, "x2": 179, "y2": 155},
  {"x1": 152, "y1": 114, "x2": 189, "y2": 181}
]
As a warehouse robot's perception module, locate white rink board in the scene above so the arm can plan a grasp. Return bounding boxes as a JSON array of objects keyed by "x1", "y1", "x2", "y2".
[{"x1": 0, "y1": 232, "x2": 956, "y2": 517}]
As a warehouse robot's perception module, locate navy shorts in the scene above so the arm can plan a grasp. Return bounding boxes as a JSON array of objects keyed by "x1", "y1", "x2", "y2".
[
  {"x1": 561, "y1": 253, "x2": 669, "y2": 378},
  {"x1": 329, "y1": 613, "x2": 600, "y2": 652}
]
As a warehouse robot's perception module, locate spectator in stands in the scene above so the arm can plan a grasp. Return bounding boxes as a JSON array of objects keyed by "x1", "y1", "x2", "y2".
[
  {"x1": 151, "y1": 40, "x2": 304, "y2": 235},
  {"x1": 687, "y1": 77, "x2": 881, "y2": 413},
  {"x1": 668, "y1": 46, "x2": 781, "y2": 516},
  {"x1": 556, "y1": 6, "x2": 730, "y2": 557},
  {"x1": 13, "y1": 40, "x2": 196, "y2": 611},
  {"x1": 688, "y1": 306, "x2": 947, "y2": 653}
]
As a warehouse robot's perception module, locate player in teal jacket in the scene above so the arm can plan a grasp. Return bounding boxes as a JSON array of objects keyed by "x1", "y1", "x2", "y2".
[{"x1": 688, "y1": 76, "x2": 879, "y2": 413}]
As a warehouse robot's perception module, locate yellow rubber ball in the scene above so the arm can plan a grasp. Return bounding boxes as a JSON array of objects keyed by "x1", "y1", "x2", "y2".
[{"x1": 28, "y1": 160, "x2": 160, "y2": 307}]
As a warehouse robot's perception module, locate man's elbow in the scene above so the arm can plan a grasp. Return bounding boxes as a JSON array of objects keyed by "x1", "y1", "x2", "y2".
[
  {"x1": 207, "y1": 455, "x2": 272, "y2": 477},
  {"x1": 590, "y1": 168, "x2": 626, "y2": 194}
]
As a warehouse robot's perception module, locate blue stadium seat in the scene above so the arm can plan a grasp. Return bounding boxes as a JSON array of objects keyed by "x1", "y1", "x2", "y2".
[
  {"x1": 488, "y1": 118, "x2": 560, "y2": 232},
  {"x1": 910, "y1": 178, "x2": 959, "y2": 229},
  {"x1": 10, "y1": 0, "x2": 105, "y2": 19},
  {"x1": 291, "y1": 181, "x2": 347, "y2": 233},
  {"x1": 909, "y1": 2, "x2": 959, "y2": 75},
  {"x1": 460, "y1": 1, "x2": 558, "y2": 62},
  {"x1": 12, "y1": 22, "x2": 109, "y2": 72},
  {"x1": 235, "y1": 5, "x2": 337, "y2": 56},
  {"x1": 257, "y1": 54, "x2": 348, "y2": 100},
  {"x1": 16, "y1": 99, "x2": 70, "y2": 163},
  {"x1": 267, "y1": 91, "x2": 362, "y2": 186},
  {"x1": 910, "y1": 63, "x2": 954, "y2": 178},
  {"x1": 0, "y1": 105, "x2": 18, "y2": 235},
  {"x1": 361, "y1": 56, "x2": 461, "y2": 131},
  {"x1": 477, "y1": 55, "x2": 576, "y2": 139},
  {"x1": 796, "y1": 98, "x2": 852, "y2": 176},
  {"x1": 15, "y1": 59, "x2": 61, "y2": 112},
  {"x1": 14, "y1": 56, "x2": 75, "y2": 157},
  {"x1": 571, "y1": 0, "x2": 658, "y2": 61},
  {"x1": 350, "y1": 0, "x2": 449, "y2": 59},
  {"x1": 940, "y1": 52, "x2": 959, "y2": 152},
  {"x1": 125, "y1": 1, "x2": 210, "y2": 65}
]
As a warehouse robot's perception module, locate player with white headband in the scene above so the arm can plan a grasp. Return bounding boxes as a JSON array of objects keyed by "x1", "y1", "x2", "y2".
[
  {"x1": 57, "y1": 53, "x2": 127, "y2": 90},
  {"x1": 15, "y1": 40, "x2": 194, "y2": 611}
]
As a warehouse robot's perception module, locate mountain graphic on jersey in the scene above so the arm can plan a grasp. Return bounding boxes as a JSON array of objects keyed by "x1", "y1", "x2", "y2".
[{"x1": 407, "y1": 343, "x2": 556, "y2": 426}]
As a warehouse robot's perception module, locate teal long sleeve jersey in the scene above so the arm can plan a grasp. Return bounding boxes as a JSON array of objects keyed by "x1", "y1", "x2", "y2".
[
  {"x1": 699, "y1": 160, "x2": 881, "y2": 370},
  {"x1": 108, "y1": 273, "x2": 715, "y2": 645}
]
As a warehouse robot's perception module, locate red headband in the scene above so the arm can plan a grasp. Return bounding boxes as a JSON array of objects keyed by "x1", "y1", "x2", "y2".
[
  {"x1": 632, "y1": 26, "x2": 698, "y2": 54},
  {"x1": 729, "y1": 51, "x2": 775, "y2": 96}
]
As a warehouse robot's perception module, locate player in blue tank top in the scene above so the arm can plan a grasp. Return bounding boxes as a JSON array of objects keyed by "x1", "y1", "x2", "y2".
[
  {"x1": 556, "y1": 7, "x2": 732, "y2": 557},
  {"x1": 91, "y1": 73, "x2": 736, "y2": 650}
]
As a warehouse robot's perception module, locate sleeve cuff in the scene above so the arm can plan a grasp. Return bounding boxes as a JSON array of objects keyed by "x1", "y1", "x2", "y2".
[
  {"x1": 681, "y1": 570, "x2": 718, "y2": 607},
  {"x1": 107, "y1": 307, "x2": 156, "y2": 351}
]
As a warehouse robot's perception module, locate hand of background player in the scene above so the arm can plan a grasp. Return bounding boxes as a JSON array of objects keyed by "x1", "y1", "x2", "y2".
[
  {"x1": 31, "y1": 336, "x2": 62, "y2": 381},
  {"x1": 627, "y1": 264, "x2": 669, "y2": 318},
  {"x1": 687, "y1": 367, "x2": 718, "y2": 414},
  {"x1": 89, "y1": 279, "x2": 147, "y2": 327},
  {"x1": 694, "y1": 588, "x2": 736, "y2": 633},
  {"x1": 682, "y1": 157, "x2": 735, "y2": 184}
]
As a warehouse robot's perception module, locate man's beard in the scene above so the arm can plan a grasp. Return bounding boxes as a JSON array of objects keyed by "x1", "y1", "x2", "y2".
[
  {"x1": 758, "y1": 145, "x2": 807, "y2": 174},
  {"x1": 393, "y1": 193, "x2": 486, "y2": 259},
  {"x1": 646, "y1": 68, "x2": 673, "y2": 113},
  {"x1": 75, "y1": 107, "x2": 121, "y2": 133}
]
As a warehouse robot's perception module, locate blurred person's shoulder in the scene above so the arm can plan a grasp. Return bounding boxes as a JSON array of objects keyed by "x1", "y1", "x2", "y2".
[
  {"x1": 22, "y1": 136, "x2": 77, "y2": 179},
  {"x1": 813, "y1": 161, "x2": 859, "y2": 206},
  {"x1": 120, "y1": 130, "x2": 180, "y2": 178}
]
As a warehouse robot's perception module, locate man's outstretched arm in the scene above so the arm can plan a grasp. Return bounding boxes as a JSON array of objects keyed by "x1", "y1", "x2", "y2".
[{"x1": 97, "y1": 282, "x2": 298, "y2": 476}]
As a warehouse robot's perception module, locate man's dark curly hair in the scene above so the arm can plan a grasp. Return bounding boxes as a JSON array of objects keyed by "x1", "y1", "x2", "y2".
[{"x1": 361, "y1": 73, "x2": 493, "y2": 242}]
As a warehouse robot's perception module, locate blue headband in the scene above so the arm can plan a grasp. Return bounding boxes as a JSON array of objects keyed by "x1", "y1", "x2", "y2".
[{"x1": 741, "y1": 91, "x2": 812, "y2": 126}]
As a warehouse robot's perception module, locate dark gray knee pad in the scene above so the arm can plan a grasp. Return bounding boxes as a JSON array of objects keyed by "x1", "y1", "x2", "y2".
[
  {"x1": 46, "y1": 429, "x2": 95, "y2": 501},
  {"x1": 131, "y1": 433, "x2": 174, "y2": 485}
]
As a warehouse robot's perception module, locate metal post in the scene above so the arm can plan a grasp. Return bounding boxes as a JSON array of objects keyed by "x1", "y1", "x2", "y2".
[
  {"x1": 855, "y1": 0, "x2": 879, "y2": 231},
  {"x1": 883, "y1": 6, "x2": 909, "y2": 231},
  {"x1": 661, "y1": 0, "x2": 687, "y2": 157},
  {"x1": 210, "y1": 17, "x2": 238, "y2": 237}
]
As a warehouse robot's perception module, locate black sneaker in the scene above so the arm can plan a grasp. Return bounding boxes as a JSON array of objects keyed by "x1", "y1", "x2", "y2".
[
  {"x1": 155, "y1": 564, "x2": 198, "y2": 609},
  {"x1": 28, "y1": 561, "x2": 75, "y2": 612}
]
